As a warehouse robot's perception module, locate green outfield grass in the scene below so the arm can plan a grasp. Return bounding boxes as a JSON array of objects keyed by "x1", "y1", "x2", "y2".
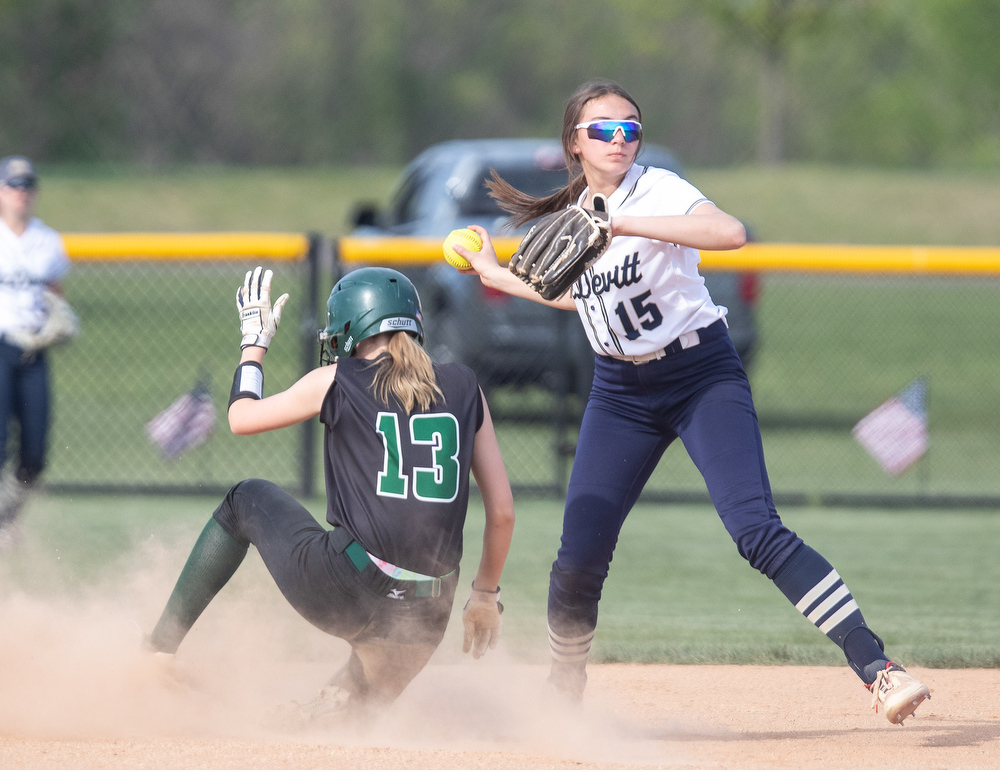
[
  {"x1": 690, "y1": 164, "x2": 1000, "y2": 246},
  {"x1": 4, "y1": 493, "x2": 998, "y2": 669},
  {"x1": 493, "y1": 500, "x2": 1000, "y2": 668},
  {"x1": 34, "y1": 164, "x2": 401, "y2": 235},
  {"x1": 33, "y1": 163, "x2": 1000, "y2": 246}
]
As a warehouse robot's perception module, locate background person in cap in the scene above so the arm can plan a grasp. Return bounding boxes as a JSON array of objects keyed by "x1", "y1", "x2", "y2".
[{"x1": 0, "y1": 155, "x2": 79, "y2": 544}]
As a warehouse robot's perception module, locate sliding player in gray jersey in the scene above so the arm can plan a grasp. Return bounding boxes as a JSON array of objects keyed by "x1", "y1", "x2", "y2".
[{"x1": 145, "y1": 266, "x2": 514, "y2": 719}]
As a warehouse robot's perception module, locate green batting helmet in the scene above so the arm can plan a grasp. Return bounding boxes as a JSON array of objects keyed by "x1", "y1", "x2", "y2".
[{"x1": 318, "y1": 267, "x2": 423, "y2": 362}]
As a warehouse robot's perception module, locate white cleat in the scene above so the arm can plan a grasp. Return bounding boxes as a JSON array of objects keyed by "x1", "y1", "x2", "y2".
[
  {"x1": 271, "y1": 684, "x2": 353, "y2": 729},
  {"x1": 298, "y1": 685, "x2": 352, "y2": 721},
  {"x1": 869, "y1": 663, "x2": 930, "y2": 725}
]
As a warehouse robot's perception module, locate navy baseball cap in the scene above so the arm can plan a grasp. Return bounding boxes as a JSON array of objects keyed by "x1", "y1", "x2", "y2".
[{"x1": 0, "y1": 156, "x2": 37, "y2": 186}]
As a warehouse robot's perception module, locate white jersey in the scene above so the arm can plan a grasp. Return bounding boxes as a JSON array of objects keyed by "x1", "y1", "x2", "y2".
[
  {"x1": 0, "y1": 217, "x2": 70, "y2": 335},
  {"x1": 571, "y1": 164, "x2": 727, "y2": 359}
]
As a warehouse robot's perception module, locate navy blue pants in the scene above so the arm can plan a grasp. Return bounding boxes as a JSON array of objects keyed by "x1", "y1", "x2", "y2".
[
  {"x1": 549, "y1": 321, "x2": 802, "y2": 637},
  {"x1": 0, "y1": 341, "x2": 50, "y2": 483}
]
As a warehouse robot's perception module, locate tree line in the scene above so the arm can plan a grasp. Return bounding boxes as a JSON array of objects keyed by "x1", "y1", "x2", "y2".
[{"x1": 1, "y1": 0, "x2": 997, "y2": 168}]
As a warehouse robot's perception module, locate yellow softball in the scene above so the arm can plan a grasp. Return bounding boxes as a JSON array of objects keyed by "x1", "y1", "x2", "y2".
[{"x1": 442, "y1": 228, "x2": 482, "y2": 270}]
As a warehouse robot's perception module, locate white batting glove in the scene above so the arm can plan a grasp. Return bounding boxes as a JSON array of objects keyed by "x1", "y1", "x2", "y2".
[
  {"x1": 236, "y1": 266, "x2": 289, "y2": 349},
  {"x1": 462, "y1": 587, "x2": 503, "y2": 659}
]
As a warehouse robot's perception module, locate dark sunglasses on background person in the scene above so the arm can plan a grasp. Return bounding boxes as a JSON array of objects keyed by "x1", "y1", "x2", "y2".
[
  {"x1": 4, "y1": 177, "x2": 37, "y2": 191},
  {"x1": 574, "y1": 120, "x2": 642, "y2": 143}
]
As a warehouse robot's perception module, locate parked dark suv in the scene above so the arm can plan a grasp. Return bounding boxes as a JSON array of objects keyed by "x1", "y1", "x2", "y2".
[{"x1": 350, "y1": 139, "x2": 759, "y2": 399}]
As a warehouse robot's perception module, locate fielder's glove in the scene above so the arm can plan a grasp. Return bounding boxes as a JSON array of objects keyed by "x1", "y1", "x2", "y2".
[
  {"x1": 237, "y1": 266, "x2": 289, "y2": 350},
  {"x1": 508, "y1": 194, "x2": 611, "y2": 300},
  {"x1": 462, "y1": 587, "x2": 504, "y2": 659},
  {"x1": 3, "y1": 290, "x2": 81, "y2": 356}
]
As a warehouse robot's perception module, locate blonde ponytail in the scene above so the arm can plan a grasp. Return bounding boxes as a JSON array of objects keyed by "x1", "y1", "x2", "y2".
[{"x1": 368, "y1": 332, "x2": 444, "y2": 413}]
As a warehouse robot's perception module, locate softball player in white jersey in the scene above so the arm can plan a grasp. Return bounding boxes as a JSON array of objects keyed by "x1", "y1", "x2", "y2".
[
  {"x1": 456, "y1": 79, "x2": 929, "y2": 724},
  {"x1": 571, "y1": 163, "x2": 724, "y2": 361},
  {"x1": 0, "y1": 155, "x2": 72, "y2": 538}
]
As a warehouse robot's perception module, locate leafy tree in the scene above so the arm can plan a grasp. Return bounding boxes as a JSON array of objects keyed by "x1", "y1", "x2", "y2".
[
  {"x1": 922, "y1": 0, "x2": 1000, "y2": 165},
  {"x1": 699, "y1": 0, "x2": 843, "y2": 164},
  {"x1": 1, "y1": 0, "x2": 999, "y2": 169},
  {"x1": 0, "y1": 0, "x2": 128, "y2": 160}
]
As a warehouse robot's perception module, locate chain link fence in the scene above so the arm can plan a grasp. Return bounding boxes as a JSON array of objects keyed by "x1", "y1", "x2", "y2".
[
  {"x1": 44, "y1": 235, "x2": 321, "y2": 496},
  {"x1": 338, "y1": 240, "x2": 1000, "y2": 508},
  {"x1": 646, "y1": 271, "x2": 1000, "y2": 507},
  {"x1": 37, "y1": 236, "x2": 1000, "y2": 508}
]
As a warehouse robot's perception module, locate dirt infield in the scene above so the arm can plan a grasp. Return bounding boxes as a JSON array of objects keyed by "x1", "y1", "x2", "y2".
[
  {"x1": 2, "y1": 662, "x2": 997, "y2": 769},
  {"x1": 1, "y1": 543, "x2": 996, "y2": 769}
]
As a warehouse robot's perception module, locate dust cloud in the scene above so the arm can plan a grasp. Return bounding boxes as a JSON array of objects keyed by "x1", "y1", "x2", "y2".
[{"x1": 0, "y1": 532, "x2": 677, "y2": 767}]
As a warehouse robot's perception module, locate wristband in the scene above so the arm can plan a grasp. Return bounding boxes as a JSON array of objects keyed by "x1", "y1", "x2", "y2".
[
  {"x1": 471, "y1": 581, "x2": 500, "y2": 594},
  {"x1": 241, "y1": 333, "x2": 271, "y2": 350},
  {"x1": 229, "y1": 361, "x2": 263, "y2": 409}
]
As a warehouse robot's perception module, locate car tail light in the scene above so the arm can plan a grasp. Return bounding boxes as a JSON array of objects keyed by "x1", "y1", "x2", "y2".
[
  {"x1": 481, "y1": 285, "x2": 510, "y2": 303},
  {"x1": 739, "y1": 273, "x2": 761, "y2": 305}
]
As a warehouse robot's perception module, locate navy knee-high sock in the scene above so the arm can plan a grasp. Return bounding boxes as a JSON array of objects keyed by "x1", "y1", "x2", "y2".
[
  {"x1": 771, "y1": 544, "x2": 889, "y2": 684},
  {"x1": 147, "y1": 517, "x2": 248, "y2": 654}
]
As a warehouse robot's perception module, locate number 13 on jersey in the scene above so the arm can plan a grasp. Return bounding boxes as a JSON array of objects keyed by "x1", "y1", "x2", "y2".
[{"x1": 375, "y1": 412, "x2": 461, "y2": 503}]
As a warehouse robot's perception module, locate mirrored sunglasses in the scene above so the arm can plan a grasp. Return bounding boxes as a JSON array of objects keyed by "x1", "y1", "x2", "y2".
[
  {"x1": 574, "y1": 120, "x2": 642, "y2": 143},
  {"x1": 4, "y1": 177, "x2": 37, "y2": 191}
]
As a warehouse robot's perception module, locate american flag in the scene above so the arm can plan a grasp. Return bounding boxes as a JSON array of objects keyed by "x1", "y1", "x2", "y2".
[
  {"x1": 146, "y1": 375, "x2": 217, "y2": 460},
  {"x1": 852, "y1": 377, "x2": 928, "y2": 476}
]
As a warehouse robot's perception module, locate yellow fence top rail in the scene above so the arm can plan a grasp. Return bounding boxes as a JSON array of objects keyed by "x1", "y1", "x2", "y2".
[
  {"x1": 62, "y1": 234, "x2": 1000, "y2": 274},
  {"x1": 339, "y1": 236, "x2": 1000, "y2": 275},
  {"x1": 63, "y1": 232, "x2": 310, "y2": 261},
  {"x1": 707, "y1": 243, "x2": 1000, "y2": 274},
  {"x1": 339, "y1": 237, "x2": 525, "y2": 265}
]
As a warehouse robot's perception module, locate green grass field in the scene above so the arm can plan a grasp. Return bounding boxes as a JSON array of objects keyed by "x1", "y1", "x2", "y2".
[
  {"x1": 690, "y1": 165, "x2": 1000, "y2": 246},
  {"x1": 33, "y1": 162, "x2": 1000, "y2": 246},
  {"x1": 4, "y1": 493, "x2": 998, "y2": 669}
]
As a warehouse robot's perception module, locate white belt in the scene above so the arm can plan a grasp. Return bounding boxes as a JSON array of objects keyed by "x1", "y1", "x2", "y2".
[{"x1": 611, "y1": 329, "x2": 702, "y2": 365}]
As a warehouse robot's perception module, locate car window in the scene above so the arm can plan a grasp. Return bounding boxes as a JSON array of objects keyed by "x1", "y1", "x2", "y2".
[
  {"x1": 388, "y1": 167, "x2": 427, "y2": 226},
  {"x1": 458, "y1": 165, "x2": 570, "y2": 218}
]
